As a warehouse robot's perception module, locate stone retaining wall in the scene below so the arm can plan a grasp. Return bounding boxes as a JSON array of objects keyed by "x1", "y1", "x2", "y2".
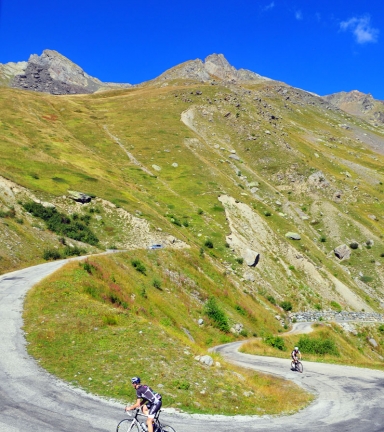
[{"x1": 290, "y1": 311, "x2": 384, "y2": 323}]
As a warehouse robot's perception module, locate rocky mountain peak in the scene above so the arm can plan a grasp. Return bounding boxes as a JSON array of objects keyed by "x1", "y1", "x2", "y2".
[
  {"x1": 324, "y1": 90, "x2": 384, "y2": 126},
  {"x1": 9, "y1": 49, "x2": 103, "y2": 95},
  {"x1": 157, "y1": 53, "x2": 269, "y2": 84}
]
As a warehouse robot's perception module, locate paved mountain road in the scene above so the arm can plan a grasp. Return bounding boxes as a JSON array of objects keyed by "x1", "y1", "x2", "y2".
[{"x1": 1, "y1": 260, "x2": 384, "y2": 431}]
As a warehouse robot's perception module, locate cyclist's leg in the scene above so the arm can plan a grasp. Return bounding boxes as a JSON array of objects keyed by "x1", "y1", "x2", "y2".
[{"x1": 147, "y1": 400, "x2": 162, "y2": 432}]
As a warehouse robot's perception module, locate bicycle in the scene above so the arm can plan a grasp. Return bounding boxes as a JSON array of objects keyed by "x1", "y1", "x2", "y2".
[
  {"x1": 291, "y1": 359, "x2": 303, "y2": 373},
  {"x1": 116, "y1": 408, "x2": 176, "y2": 432}
]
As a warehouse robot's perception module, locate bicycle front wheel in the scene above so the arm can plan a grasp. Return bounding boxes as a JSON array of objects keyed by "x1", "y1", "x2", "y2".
[
  {"x1": 116, "y1": 419, "x2": 140, "y2": 432},
  {"x1": 297, "y1": 362, "x2": 303, "y2": 373},
  {"x1": 159, "y1": 425, "x2": 176, "y2": 432}
]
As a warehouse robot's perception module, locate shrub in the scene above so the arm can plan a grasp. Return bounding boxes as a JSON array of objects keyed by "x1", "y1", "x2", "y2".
[
  {"x1": 63, "y1": 246, "x2": 86, "y2": 257},
  {"x1": 153, "y1": 278, "x2": 162, "y2": 290},
  {"x1": 330, "y1": 301, "x2": 342, "y2": 312},
  {"x1": 378, "y1": 324, "x2": 384, "y2": 333},
  {"x1": 350, "y1": 242, "x2": 359, "y2": 250},
  {"x1": 43, "y1": 249, "x2": 61, "y2": 261},
  {"x1": 288, "y1": 265, "x2": 295, "y2": 271},
  {"x1": 319, "y1": 235, "x2": 327, "y2": 243},
  {"x1": 204, "y1": 297, "x2": 230, "y2": 332},
  {"x1": 197, "y1": 208, "x2": 204, "y2": 215},
  {"x1": 204, "y1": 239, "x2": 214, "y2": 249},
  {"x1": 264, "y1": 211, "x2": 271, "y2": 216},
  {"x1": 267, "y1": 295, "x2": 276, "y2": 305},
  {"x1": 82, "y1": 261, "x2": 95, "y2": 274},
  {"x1": 264, "y1": 334, "x2": 286, "y2": 351},
  {"x1": 212, "y1": 204, "x2": 225, "y2": 212},
  {"x1": 280, "y1": 301, "x2": 293, "y2": 312},
  {"x1": 22, "y1": 201, "x2": 99, "y2": 245},
  {"x1": 102, "y1": 315, "x2": 119, "y2": 326},
  {"x1": 236, "y1": 257, "x2": 244, "y2": 264},
  {"x1": 235, "y1": 304, "x2": 246, "y2": 316},
  {"x1": 298, "y1": 334, "x2": 339, "y2": 356},
  {"x1": 170, "y1": 217, "x2": 182, "y2": 226},
  {"x1": 131, "y1": 259, "x2": 147, "y2": 275},
  {"x1": 360, "y1": 275, "x2": 373, "y2": 283}
]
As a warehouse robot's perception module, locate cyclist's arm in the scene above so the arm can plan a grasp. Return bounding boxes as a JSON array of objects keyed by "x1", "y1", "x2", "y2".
[{"x1": 125, "y1": 398, "x2": 142, "y2": 411}]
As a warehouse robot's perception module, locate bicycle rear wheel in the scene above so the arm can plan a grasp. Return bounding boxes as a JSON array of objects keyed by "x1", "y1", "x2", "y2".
[
  {"x1": 116, "y1": 419, "x2": 140, "y2": 432},
  {"x1": 296, "y1": 361, "x2": 303, "y2": 373},
  {"x1": 290, "y1": 361, "x2": 295, "y2": 371}
]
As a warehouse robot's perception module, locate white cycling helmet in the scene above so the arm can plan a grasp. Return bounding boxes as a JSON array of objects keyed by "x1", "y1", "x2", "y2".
[{"x1": 294, "y1": 347, "x2": 299, "y2": 351}]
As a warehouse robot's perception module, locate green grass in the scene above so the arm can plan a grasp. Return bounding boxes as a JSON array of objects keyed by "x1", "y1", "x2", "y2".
[
  {"x1": 241, "y1": 323, "x2": 384, "y2": 369},
  {"x1": 1, "y1": 77, "x2": 384, "y2": 413},
  {"x1": 23, "y1": 250, "x2": 312, "y2": 415}
]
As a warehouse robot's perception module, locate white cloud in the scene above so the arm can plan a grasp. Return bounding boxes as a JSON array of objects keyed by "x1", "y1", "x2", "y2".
[
  {"x1": 340, "y1": 15, "x2": 379, "y2": 44},
  {"x1": 295, "y1": 10, "x2": 303, "y2": 20},
  {"x1": 263, "y1": 2, "x2": 275, "y2": 11}
]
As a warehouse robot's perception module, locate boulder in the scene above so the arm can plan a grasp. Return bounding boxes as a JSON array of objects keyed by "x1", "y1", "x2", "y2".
[
  {"x1": 199, "y1": 355, "x2": 214, "y2": 366},
  {"x1": 68, "y1": 190, "x2": 92, "y2": 203},
  {"x1": 334, "y1": 244, "x2": 351, "y2": 260},
  {"x1": 230, "y1": 323, "x2": 243, "y2": 334},
  {"x1": 243, "y1": 249, "x2": 260, "y2": 267},
  {"x1": 368, "y1": 214, "x2": 378, "y2": 221},
  {"x1": 229, "y1": 154, "x2": 240, "y2": 161},
  {"x1": 307, "y1": 171, "x2": 329, "y2": 188},
  {"x1": 285, "y1": 232, "x2": 301, "y2": 240}
]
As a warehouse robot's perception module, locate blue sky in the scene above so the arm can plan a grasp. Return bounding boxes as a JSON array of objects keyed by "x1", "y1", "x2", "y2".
[{"x1": 0, "y1": 0, "x2": 383, "y2": 98}]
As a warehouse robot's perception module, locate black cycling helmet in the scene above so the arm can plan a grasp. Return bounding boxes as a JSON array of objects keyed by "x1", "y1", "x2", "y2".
[{"x1": 131, "y1": 377, "x2": 141, "y2": 384}]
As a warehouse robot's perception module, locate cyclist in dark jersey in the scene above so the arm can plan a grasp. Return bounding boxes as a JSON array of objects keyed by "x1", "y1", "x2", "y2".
[{"x1": 125, "y1": 377, "x2": 162, "y2": 432}]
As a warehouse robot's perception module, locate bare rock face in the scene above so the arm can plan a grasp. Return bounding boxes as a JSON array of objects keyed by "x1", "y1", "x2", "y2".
[
  {"x1": 0, "y1": 61, "x2": 28, "y2": 86},
  {"x1": 323, "y1": 90, "x2": 384, "y2": 126},
  {"x1": 158, "y1": 59, "x2": 211, "y2": 81},
  {"x1": 6, "y1": 50, "x2": 131, "y2": 95},
  {"x1": 10, "y1": 50, "x2": 103, "y2": 95},
  {"x1": 157, "y1": 53, "x2": 270, "y2": 84}
]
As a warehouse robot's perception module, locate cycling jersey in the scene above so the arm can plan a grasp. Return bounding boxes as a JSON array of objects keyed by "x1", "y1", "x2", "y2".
[
  {"x1": 136, "y1": 385, "x2": 162, "y2": 418},
  {"x1": 291, "y1": 350, "x2": 301, "y2": 359},
  {"x1": 136, "y1": 385, "x2": 162, "y2": 405}
]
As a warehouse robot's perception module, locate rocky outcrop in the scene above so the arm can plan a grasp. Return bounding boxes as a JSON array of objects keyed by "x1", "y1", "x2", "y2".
[
  {"x1": 323, "y1": 90, "x2": 384, "y2": 126},
  {"x1": 4, "y1": 51, "x2": 268, "y2": 95},
  {"x1": 10, "y1": 50, "x2": 103, "y2": 94},
  {"x1": 5, "y1": 50, "x2": 131, "y2": 95},
  {"x1": 157, "y1": 53, "x2": 270, "y2": 84}
]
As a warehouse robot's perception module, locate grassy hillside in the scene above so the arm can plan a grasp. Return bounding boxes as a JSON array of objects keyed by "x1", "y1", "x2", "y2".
[
  {"x1": 23, "y1": 250, "x2": 312, "y2": 415},
  {"x1": 2, "y1": 75, "x2": 384, "y2": 413},
  {"x1": 241, "y1": 322, "x2": 384, "y2": 370}
]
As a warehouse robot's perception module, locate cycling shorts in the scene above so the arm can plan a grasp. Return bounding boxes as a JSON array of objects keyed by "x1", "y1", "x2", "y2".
[{"x1": 147, "y1": 399, "x2": 162, "y2": 418}]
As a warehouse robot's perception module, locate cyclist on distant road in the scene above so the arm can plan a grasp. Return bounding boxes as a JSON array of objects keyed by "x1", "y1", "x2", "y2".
[
  {"x1": 125, "y1": 377, "x2": 162, "y2": 432},
  {"x1": 291, "y1": 346, "x2": 302, "y2": 364}
]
